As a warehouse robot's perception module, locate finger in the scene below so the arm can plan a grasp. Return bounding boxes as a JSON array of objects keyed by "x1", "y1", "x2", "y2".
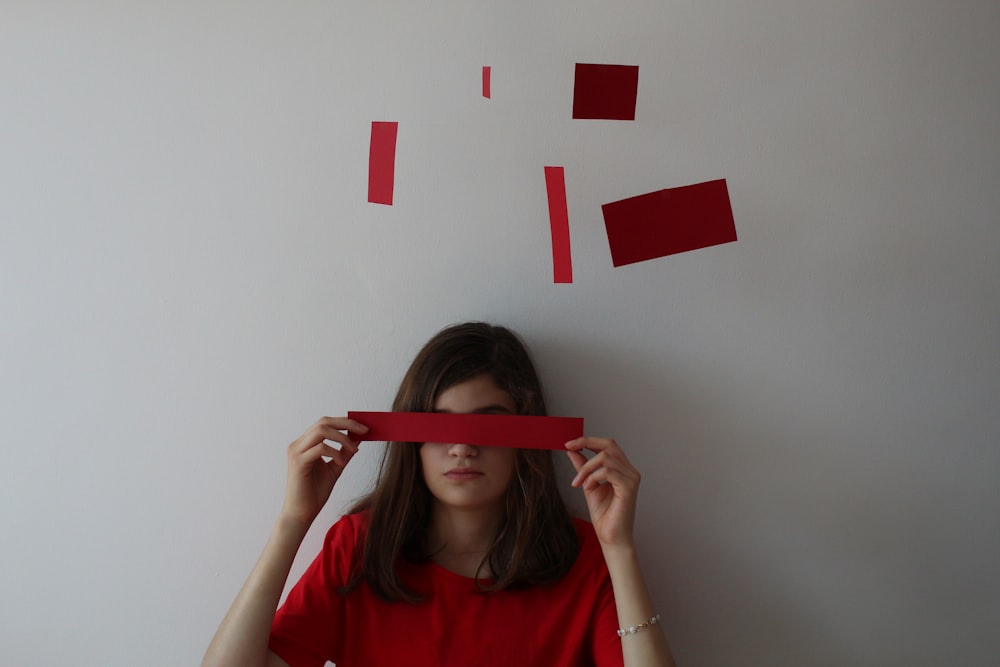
[
  {"x1": 581, "y1": 465, "x2": 637, "y2": 494},
  {"x1": 320, "y1": 447, "x2": 355, "y2": 472},
  {"x1": 581, "y1": 468, "x2": 610, "y2": 493},
  {"x1": 321, "y1": 433, "x2": 361, "y2": 454},
  {"x1": 569, "y1": 439, "x2": 635, "y2": 473},
  {"x1": 565, "y1": 436, "x2": 619, "y2": 454},
  {"x1": 320, "y1": 448, "x2": 355, "y2": 470},
  {"x1": 577, "y1": 463, "x2": 611, "y2": 492},
  {"x1": 293, "y1": 441, "x2": 344, "y2": 466},
  {"x1": 565, "y1": 449, "x2": 589, "y2": 474},
  {"x1": 293, "y1": 425, "x2": 361, "y2": 455},
  {"x1": 570, "y1": 450, "x2": 613, "y2": 487},
  {"x1": 573, "y1": 452, "x2": 639, "y2": 489},
  {"x1": 319, "y1": 416, "x2": 370, "y2": 436},
  {"x1": 295, "y1": 435, "x2": 361, "y2": 469},
  {"x1": 307, "y1": 417, "x2": 368, "y2": 435}
]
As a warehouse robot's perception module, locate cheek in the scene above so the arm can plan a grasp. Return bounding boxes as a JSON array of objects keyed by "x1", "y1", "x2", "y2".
[
  {"x1": 492, "y1": 450, "x2": 518, "y2": 483},
  {"x1": 419, "y1": 443, "x2": 446, "y2": 471}
]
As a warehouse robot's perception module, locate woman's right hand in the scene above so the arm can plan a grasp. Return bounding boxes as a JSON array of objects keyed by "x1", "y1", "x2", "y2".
[{"x1": 280, "y1": 417, "x2": 368, "y2": 528}]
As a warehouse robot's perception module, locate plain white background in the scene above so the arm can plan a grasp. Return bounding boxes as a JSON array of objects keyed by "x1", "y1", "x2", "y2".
[{"x1": 2, "y1": 2, "x2": 998, "y2": 665}]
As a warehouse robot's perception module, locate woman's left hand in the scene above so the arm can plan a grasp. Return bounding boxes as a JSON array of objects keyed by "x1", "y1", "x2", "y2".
[{"x1": 565, "y1": 437, "x2": 640, "y2": 550}]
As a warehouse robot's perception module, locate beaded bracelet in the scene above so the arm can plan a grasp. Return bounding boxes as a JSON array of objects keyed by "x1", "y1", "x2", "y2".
[{"x1": 617, "y1": 612, "x2": 661, "y2": 638}]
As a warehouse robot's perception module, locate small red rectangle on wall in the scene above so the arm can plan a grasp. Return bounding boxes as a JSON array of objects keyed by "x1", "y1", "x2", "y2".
[
  {"x1": 602, "y1": 179, "x2": 737, "y2": 266},
  {"x1": 368, "y1": 121, "x2": 398, "y2": 205},
  {"x1": 572, "y1": 63, "x2": 639, "y2": 120},
  {"x1": 482, "y1": 66, "x2": 491, "y2": 99}
]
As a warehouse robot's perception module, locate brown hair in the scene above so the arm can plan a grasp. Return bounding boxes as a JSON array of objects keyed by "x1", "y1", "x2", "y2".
[{"x1": 344, "y1": 322, "x2": 579, "y2": 602}]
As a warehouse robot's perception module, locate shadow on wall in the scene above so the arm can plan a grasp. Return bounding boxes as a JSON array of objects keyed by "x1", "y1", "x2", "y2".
[{"x1": 531, "y1": 334, "x2": 855, "y2": 667}]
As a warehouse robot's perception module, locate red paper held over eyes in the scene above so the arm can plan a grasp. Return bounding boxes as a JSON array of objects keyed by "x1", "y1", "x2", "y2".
[
  {"x1": 602, "y1": 179, "x2": 737, "y2": 266},
  {"x1": 347, "y1": 412, "x2": 584, "y2": 451},
  {"x1": 572, "y1": 63, "x2": 639, "y2": 120},
  {"x1": 368, "y1": 121, "x2": 398, "y2": 205}
]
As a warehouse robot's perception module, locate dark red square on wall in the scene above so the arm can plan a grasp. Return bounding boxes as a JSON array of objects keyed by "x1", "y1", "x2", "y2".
[{"x1": 572, "y1": 63, "x2": 639, "y2": 120}]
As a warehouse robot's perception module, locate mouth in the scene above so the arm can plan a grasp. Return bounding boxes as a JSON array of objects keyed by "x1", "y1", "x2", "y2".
[{"x1": 445, "y1": 469, "x2": 484, "y2": 481}]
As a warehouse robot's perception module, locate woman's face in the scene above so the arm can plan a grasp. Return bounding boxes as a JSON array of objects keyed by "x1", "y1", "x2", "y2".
[{"x1": 419, "y1": 374, "x2": 518, "y2": 513}]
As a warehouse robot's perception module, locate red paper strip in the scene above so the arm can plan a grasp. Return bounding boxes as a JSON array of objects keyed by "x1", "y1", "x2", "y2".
[
  {"x1": 347, "y1": 411, "x2": 584, "y2": 451},
  {"x1": 572, "y1": 63, "x2": 639, "y2": 120},
  {"x1": 544, "y1": 166, "x2": 573, "y2": 283},
  {"x1": 602, "y1": 178, "x2": 737, "y2": 267},
  {"x1": 368, "y1": 121, "x2": 398, "y2": 205},
  {"x1": 482, "y1": 66, "x2": 491, "y2": 99}
]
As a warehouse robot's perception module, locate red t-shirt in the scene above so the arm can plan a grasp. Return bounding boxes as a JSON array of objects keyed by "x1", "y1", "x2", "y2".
[{"x1": 269, "y1": 513, "x2": 624, "y2": 667}]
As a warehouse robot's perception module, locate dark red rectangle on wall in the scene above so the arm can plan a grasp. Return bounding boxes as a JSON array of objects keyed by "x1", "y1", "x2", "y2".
[
  {"x1": 368, "y1": 121, "x2": 398, "y2": 205},
  {"x1": 572, "y1": 63, "x2": 639, "y2": 120},
  {"x1": 602, "y1": 179, "x2": 737, "y2": 266},
  {"x1": 544, "y1": 166, "x2": 573, "y2": 283},
  {"x1": 482, "y1": 66, "x2": 491, "y2": 98}
]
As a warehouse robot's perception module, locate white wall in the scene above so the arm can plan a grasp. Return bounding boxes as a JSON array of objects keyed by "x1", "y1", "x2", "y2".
[{"x1": 2, "y1": 2, "x2": 998, "y2": 665}]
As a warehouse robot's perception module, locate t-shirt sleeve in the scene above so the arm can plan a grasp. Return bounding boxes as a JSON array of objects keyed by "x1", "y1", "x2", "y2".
[
  {"x1": 572, "y1": 520, "x2": 624, "y2": 667},
  {"x1": 590, "y1": 566, "x2": 625, "y2": 667},
  {"x1": 268, "y1": 515, "x2": 360, "y2": 667}
]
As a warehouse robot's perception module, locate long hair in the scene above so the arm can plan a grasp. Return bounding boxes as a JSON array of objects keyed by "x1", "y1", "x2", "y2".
[{"x1": 344, "y1": 322, "x2": 579, "y2": 602}]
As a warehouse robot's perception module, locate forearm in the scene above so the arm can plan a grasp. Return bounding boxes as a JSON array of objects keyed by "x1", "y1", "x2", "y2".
[
  {"x1": 201, "y1": 517, "x2": 310, "y2": 667},
  {"x1": 603, "y1": 544, "x2": 676, "y2": 667}
]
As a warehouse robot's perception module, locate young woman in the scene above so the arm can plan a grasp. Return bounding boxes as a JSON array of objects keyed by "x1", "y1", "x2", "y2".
[{"x1": 202, "y1": 322, "x2": 676, "y2": 666}]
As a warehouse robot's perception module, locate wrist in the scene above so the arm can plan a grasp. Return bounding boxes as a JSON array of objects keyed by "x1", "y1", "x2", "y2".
[
  {"x1": 600, "y1": 540, "x2": 638, "y2": 565},
  {"x1": 274, "y1": 512, "x2": 313, "y2": 540}
]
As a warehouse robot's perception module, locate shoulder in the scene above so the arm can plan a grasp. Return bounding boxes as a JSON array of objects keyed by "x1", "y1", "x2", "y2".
[
  {"x1": 571, "y1": 516, "x2": 598, "y2": 544},
  {"x1": 570, "y1": 517, "x2": 605, "y2": 565},
  {"x1": 303, "y1": 512, "x2": 370, "y2": 586},
  {"x1": 320, "y1": 512, "x2": 369, "y2": 553}
]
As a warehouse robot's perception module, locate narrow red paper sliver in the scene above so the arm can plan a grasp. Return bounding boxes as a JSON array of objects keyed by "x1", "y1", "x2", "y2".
[
  {"x1": 368, "y1": 121, "x2": 398, "y2": 205},
  {"x1": 544, "y1": 166, "x2": 573, "y2": 283},
  {"x1": 602, "y1": 179, "x2": 737, "y2": 266},
  {"x1": 482, "y1": 66, "x2": 491, "y2": 99},
  {"x1": 347, "y1": 412, "x2": 584, "y2": 451}
]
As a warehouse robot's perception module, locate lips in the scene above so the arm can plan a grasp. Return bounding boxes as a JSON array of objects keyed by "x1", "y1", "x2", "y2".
[{"x1": 445, "y1": 468, "x2": 484, "y2": 481}]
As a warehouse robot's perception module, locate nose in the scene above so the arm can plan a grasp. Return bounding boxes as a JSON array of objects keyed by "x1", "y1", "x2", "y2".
[{"x1": 448, "y1": 442, "x2": 478, "y2": 458}]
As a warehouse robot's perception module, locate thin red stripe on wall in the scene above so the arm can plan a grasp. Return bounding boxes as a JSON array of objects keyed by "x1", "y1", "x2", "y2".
[
  {"x1": 544, "y1": 166, "x2": 573, "y2": 283},
  {"x1": 368, "y1": 121, "x2": 398, "y2": 205}
]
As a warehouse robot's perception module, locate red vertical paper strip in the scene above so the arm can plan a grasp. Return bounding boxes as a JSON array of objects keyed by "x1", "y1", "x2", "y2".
[
  {"x1": 544, "y1": 166, "x2": 572, "y2": 283},
  {"x1": 482, "y1": 66, "x2": 491, "y2": 99},
  {"x1": 368, "y1": 121, "x2": 398, "y2": 205}
]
